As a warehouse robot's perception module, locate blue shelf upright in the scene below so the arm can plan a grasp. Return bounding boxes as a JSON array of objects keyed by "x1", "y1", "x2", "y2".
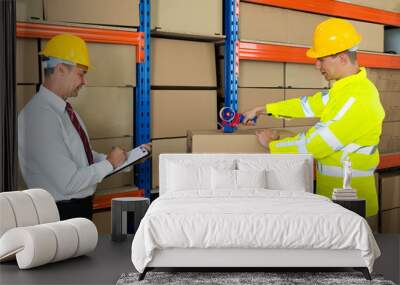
[
  {"x1": 135, "y1": 0, "x2": 151, "y2": 198},
  {"x1": 224, "y1": 0, "x2": 239, "y2": 112}
]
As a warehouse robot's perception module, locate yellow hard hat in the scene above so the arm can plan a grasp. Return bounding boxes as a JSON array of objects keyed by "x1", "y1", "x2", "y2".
[
  {"x1": 39, "y1": 33, "x2": 91, "y2": 69},
  {"x1": 306, "y1": 18, "x2": 362, "y2": 59}
]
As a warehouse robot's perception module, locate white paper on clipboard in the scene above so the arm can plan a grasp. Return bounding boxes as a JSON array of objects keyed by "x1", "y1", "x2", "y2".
[{"x1": 105, "y1": 146, "x2": 150, "y2": 178}]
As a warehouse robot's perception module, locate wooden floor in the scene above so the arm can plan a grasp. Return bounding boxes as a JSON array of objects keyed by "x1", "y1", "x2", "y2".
[{"x1": 0, "y1": 234, "x2": 398, "y2": 285}]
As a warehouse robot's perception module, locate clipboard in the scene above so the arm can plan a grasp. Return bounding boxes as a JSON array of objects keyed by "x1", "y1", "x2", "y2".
[{"x1": 105, "y1": 146, "x2": 150, "y2": 178}]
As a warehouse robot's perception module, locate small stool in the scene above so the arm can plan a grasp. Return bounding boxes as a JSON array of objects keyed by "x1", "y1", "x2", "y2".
[{"x1": 111, "y1": 197, "x2": 150, "y2": 242}]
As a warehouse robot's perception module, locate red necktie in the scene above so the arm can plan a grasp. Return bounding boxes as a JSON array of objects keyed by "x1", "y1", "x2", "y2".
[{"x1": 65, "y1": 102, "x2": 94, "y2": 165}]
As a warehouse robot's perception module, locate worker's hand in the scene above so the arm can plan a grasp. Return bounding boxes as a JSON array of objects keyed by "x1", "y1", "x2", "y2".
[
  {"x1": 107, "y1": 147, "x2": 127, "y2": 169},
  {"x1": 242, "y1": 106, "x2": 265, "y2": 126},
  {"x1": 255, "y1": 129, "x2": 280, "y2": 149}
]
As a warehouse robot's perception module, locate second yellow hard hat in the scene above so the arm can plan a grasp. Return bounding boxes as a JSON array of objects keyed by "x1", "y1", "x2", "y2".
[{"x1": 39, "y1": 33, "x2": 92, "y2": 69}]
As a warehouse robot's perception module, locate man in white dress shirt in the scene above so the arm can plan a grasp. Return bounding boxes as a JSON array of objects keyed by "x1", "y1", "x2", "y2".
[{"x1": 18, "y1": 34, "x2": 130, "y2": 220}]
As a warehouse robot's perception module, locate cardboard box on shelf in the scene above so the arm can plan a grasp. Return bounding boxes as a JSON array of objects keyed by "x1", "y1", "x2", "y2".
[
  {"x1": 382, "y1": 208, "x2": 400, "y2": 234},
  {"x1": 380, "y1": 91, "x2": 400, "y2": 122},
  {"x1": 286, "y1": 10, "x2": 327, "y2": 46},
  {"x1": 379, "y1": 122, "x2": 400, "y2": 154},
  {"x1": 92, "y1": 209, "x2": 111, "y2": 234},
  {"x1": 367, "y1": 68, "x2": 400, "y2": 92},
  {"x1": 284, "y1": 89, "x2": 323, "y2": 127},
  {"x1": 41, "y1": 40, "x2": 136, "y2": 87},
  {"x1": 237, "y1": 88, "x2": 284, "y2": 129},
  {"x1": 286, "y1": 63, "x2": 329, "y2": 89},
  {"x1": 17, "y1": 39, "x2": 39, "y2": 84},
  {"x1": 151, "y1": 0, "x2": 222, "y2": 36},
  {"x1": 381, "y1": 175, "x2": 400, "y2": 211},
  {"x1": 91, "y1": 137, "x2": 134, "y2": 190},
  {"x1": 16, "y1": 85, "x2": 37, "y2": 113},
  {"x1": 70, "y1": 87, "x2": 134, "y2": 139},
  {"x1": 16, "y1": 0, "x2": 43, "y2": 21},
  {"x1": 337, "y1": 0, "x2": 400, "y2": 13},
  {"x1": 151, "y1": 90, "x2": 217, "y2": 139},
  {"x1": 152, "y1": 137, "x2": 187, "y2": 188},
  {"x1": 239, "y1": 61, "x2": 284, "y2": 88},
  {"x1": 151, "y1": 38, "x2": 216, "y2": 87},
  {"x1": 349, "y1": 20, "x2": 384, "y2": 53},
  {"x1": 239, "y1": 2, "x2": 288, "y2": 44},
  {"x1": 44, "y1": 0, "x2": 140, "y2": 27}
]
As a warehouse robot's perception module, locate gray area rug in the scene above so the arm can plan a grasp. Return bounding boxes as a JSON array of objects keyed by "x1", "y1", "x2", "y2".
[{"x1": 116, "y1": 271, "x2": 396, "y2": 285}]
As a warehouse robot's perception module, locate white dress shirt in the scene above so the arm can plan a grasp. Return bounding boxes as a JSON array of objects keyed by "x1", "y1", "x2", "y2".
[{"x1": 18, "y1": 85, "x2": 113, "y2": 201}]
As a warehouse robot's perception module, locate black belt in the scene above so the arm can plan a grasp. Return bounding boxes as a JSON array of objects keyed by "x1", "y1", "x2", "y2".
[{"x1": 57, "y1": 195, "x2": 93, "y2": 204}]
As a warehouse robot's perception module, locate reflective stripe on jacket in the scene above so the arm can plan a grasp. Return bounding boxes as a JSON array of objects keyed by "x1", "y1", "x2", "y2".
[{"x1": 266, "y1": 68, "x2": 385, "y2": 217}]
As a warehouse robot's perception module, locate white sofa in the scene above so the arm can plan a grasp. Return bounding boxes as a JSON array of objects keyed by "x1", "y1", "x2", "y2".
[{"x1": 0, "y1": 189, "x2": 98, "y2": 269}]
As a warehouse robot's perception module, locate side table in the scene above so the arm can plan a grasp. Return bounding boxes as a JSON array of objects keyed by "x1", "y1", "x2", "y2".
[
  {"x1": 111, "y1": 197, "x2": 150, "y2": 242},
  {"x1": 332, "y1": 198, "x2": 366, "y2": 218}
]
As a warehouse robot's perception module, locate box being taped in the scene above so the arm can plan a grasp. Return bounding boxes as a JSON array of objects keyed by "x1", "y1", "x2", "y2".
[{"x1": 188, "y1": 127, "x2": 309, "y2": 153}]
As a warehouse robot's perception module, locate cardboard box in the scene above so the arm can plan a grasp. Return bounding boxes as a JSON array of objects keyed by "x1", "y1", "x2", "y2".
[
  {"x1": 16, "y1": 85, "x2": 36, "y2": 113},
  {"x1": 151, "y1": 38, "x2": 216, "y2": 87},
  {"x1": 70, "y1": 87, "x2": 134, "y2": 139},
  {"x1": 237, "y1": 88, "x2": 284, "y2": 129},
  {"x1": 367, "y1": 68, "x2": 400, "y2": 92},
  {"x1": 337, "y1": 0, "x2": 400, "y2": 13},
  {"x1": 44, "y1": 0, "x2": 140, "y2": 27},
  {"x1": 349, "y1": 20, "x2": 384, "y2": 53},
  {"x1": 382, "y1": 208, "x2": 400, "y2": 234},
  {"x1": 91, "y1": 137, "x2": 134, "y2": 190},
  {"x1": 16, "y1": 0, "x2": 43, "y2": 21},
  {"x1": 381, "y1": 91, "x2": 400, "y2": 122},
  {"x1": 151, "y1": 90, "x2": 217, "y2": 139},
  {"x1": 381, "y1": 175, "x2": 400, "y2": 211},
  {"x1": 188, "y1": 129, "x2": 267, "y2": 153},
  {"x1": 151, "y1": 0, "x2": 222, "y2": 36},
  {"x1": 239, "y1": 2, "x2": 288, "y2": 44},
  {"x1": 286, "y1": 63, "x2": 329, "y2": 89},
  {"x1": 16, "y1": 38, "x2": 39, "y2": 84},
  {"x1": 286, "y1": 10, "x2": 328, "y2": 46},
  {"x1": 152, "y1": 138, "x2": 187, "y2": 188},
  {"x1": 41, "y1": 40, "x2": 136, "y2": 87},
  {"x1": 188, "y1": 128, "x2": 307, "y2": 154},
  {"x1": 284, "y1": 89, "x2": 323, "y2": 127},
  {"x1": 379, "y1": 122, "x2": 400, "y2": 154},
  {"x1": 239, "y1": 61, "x2": 284, "y2": 88},
  {"x1": 93, "y1": 209, "x2": 111, "y2": 234}
]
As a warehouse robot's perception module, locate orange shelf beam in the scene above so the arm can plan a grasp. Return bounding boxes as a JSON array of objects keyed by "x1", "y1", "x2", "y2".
[
  {"x1": 239, "y1": 42, "x2": 400, "y2": 69},
  {"x1": 16, "y1": 22, "x2": 145, "y2": 63},
  {"x1": 93, "y1": 189, "x2": 144, "y2": 210},
  {"x1": 378, "y1": 153, "x2": 400, "y2": 170},
  {"x1": 243, "y1": 0, "x2": 400, "y2": 27}
]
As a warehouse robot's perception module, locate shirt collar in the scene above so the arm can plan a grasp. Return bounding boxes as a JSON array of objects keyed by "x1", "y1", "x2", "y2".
[
  {"x1": 331, "y1": 67, "x2": 367, "y2": 90},
  {"x1": 37, "y1": 85, "x2": 68, "y2": 115}
]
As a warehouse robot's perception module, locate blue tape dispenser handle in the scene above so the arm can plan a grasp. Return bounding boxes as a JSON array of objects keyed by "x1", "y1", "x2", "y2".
[{"x1": 239, "y1": 114, "x2": 257, "y2": 124}]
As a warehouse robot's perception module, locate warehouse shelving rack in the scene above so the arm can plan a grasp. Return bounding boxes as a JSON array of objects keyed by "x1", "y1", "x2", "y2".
[
  {"x1": 16, "y1": 0, "x2": 152, "y2": 205},
  {"x1": 224, "y1": 0, "x2": 400, "y2": 169}
]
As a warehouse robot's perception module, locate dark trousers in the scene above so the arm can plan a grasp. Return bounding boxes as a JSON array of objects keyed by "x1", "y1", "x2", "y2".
[{"x1": 56, "y1": 195, "x2": 93, "y2": 220}]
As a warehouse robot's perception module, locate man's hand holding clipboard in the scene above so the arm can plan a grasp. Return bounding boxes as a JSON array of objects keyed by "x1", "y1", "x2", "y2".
[{"x1": 105, "y1": 144, "x2": 152, "y2": 178}]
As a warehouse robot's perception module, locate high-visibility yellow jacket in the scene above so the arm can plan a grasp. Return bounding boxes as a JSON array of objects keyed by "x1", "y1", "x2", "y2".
[{"x1": 266, "y1": 68, "x2": 385, "y2": 217}]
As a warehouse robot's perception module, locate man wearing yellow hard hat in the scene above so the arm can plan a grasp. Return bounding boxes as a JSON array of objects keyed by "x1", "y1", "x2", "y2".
[
  {"x1": 18, "y1": 34, "x2": 132, "y2": 220},
  {"x1": 242, "y1": 18, "x2": 385, "y2": 219}
]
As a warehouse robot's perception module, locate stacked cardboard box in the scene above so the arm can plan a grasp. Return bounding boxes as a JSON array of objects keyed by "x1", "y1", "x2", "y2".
[
  {"x1": 149, "y1": 0, "x2": 223, "y2": 188},
  {"x1": 367, "y1": 68, "x2": 400, "y2": 154},
  {"x1": 239, "y1": 2, "x2": 384, "y2": 52},
  {"x1": 380, "y1": 174, "x2": 400, "y2": 233}
]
